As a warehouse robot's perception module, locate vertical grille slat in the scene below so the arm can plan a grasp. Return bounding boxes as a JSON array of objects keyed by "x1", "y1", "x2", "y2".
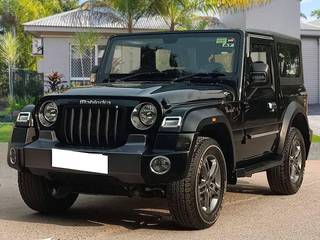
[
  {"x1": 87, "y1": 108, "x2": 92, "y2": 144},
  {"x1": 78, "y1": 108, "x2": 83, "y2": 144},
  {"x1": 69, "y1": 108, "x2": 75, "y2": 143},
  {"x1": 63, "y1": 108, "x2": 70, "y2": 144},
  {"x1": 57, "y1": 104, "x2": 126, "y2": 148},
  {"x1": 105, "y1": 108, "x2": 109, "y2": 145},
  {"x1": 114, "y1": 106, "x2": 119, "y2": 143},
  {"x1": 96, "y1": 108, "x2": 101, "y2": 145}
]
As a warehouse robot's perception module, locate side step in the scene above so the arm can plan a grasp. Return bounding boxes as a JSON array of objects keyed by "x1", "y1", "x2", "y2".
[{"x1": 236, "y1": 156, "x2": 283, "y2": 178}]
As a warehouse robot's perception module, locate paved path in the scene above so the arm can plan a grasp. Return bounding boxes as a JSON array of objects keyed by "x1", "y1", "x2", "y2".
[
  {"x1": 308, "y1": 104, "x2": 320, "y2": 135},
  {"x1": 0, "y1": 143, "x2": 320, "y2": 240}
]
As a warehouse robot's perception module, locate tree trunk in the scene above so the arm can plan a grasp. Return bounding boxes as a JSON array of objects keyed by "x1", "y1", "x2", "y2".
[
  {"x1": 8, "y1": 65, "x2": 13, "y2": 98},
  {"x1": 128, "y1": 18, "x2": 133, "y2": 33},
  {"x1": 80, "y1": 53, "x2": 85, "y2": 81},
  {"x1": 170, "y1": 22, "x2": 175, "y2": 31}
]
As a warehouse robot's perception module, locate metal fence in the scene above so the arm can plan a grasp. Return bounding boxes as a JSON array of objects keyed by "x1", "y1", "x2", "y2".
[{"x1": 12, "y1": 70, "x2": 44, "y2": 99}]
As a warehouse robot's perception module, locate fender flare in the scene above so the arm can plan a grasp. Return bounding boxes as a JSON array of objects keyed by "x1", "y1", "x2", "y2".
[
  {"x1": 277, "y1": 101, "x2": 309, "y2": 155},
  {"x1": 182, "y1": 108, "x2": 236, "y2": 173}
]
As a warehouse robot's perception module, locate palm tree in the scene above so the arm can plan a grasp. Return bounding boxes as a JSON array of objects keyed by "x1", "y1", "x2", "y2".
[
  {"x1": 152, "y1": 0, "x2": 270, "y2": 31},
  {"x1": 311, "y1": 9, "x2": 320, "y2": 19},
  {"x1": 199, "y1": 0, "x2": 270, "y2": 12},
  {"x1": 72, "y1": 31, "x2": 100, "y2": 79},
  {"x1": 80, "y1": 0, "x2": 270, "y2": 32},
  {"x1": 81, "y1": 0, "x2": 154, "y2": 33},
  {"x1": 151, "y1": 0, "x2": 197, "y2": 31},
  {"x1": 0, "y1": 32, "x2": 19, "y2": 97}
]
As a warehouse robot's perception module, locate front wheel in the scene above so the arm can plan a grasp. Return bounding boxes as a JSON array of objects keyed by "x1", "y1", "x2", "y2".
[
  {"x1": 167, "y1": 137, "x2": 227, "y2": 229},
  {"x1": 18, "y1": 172, "x2": 78, "y2": 213}
]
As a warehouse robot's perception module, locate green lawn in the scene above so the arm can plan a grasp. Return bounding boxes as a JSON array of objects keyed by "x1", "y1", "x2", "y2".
[
  {"x1": 313, "y1": 135, "x2": 320, "y2": 143},
  {"x1": 0, "y1": 123, "x2": 13, "y2": 142}
]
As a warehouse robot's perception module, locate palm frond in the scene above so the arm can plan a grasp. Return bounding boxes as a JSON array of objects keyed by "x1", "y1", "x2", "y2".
[{"x1": 0, "y1": 32, "x2": 19, "y2": 66}]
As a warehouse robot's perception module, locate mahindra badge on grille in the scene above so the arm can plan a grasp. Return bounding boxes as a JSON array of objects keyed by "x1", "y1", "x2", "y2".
[{"x1": 79, "y1": 100, "x2": 112, "y2": 105}]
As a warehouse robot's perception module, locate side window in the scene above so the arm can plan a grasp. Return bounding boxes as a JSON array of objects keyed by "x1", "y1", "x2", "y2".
[
  {"x1": 250, "y1": 43, "x2": 274, "y2": 85},
  {"x1": 277, "y1": 43, "x2": 301, "y2": 78}
]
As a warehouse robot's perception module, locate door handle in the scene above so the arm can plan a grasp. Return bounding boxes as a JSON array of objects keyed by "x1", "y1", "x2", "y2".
[{"x1": 267, "y1": 102, "x2": 277, "y2": 112}]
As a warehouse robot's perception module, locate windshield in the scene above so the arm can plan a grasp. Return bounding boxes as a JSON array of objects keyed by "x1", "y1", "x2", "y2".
[{"x1": 101, "y1": 32, "x2": 241, "y2": 83}]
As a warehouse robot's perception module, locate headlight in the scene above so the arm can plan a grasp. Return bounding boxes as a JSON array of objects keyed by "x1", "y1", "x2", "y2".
[
  {"x1": 39, "y1": 101, "x2": 58, "y2": 127},
  {"x1": 131, "y1": 102, "x2": 157, "y2": 130}
]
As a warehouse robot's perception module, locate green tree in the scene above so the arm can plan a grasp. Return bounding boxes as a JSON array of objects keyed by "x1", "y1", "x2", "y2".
[
  {"x1": 0, "y1": 0, "x2": 74, "y2": 72},
  {"x1": 152, "y1": 0, "x2": 197, "y2": 31},
  {"x1": 0, "y1": 33, "x2": 19, "y2": 97},
  {"x1": 59, "y1": 0, "x2": 79, "y2": 11},
  {"x1": 311, "y1": 9, "x2": 320, "y2": 19},
  {"x1": 81, "y1": 0, "x2": 154, "y2": 33}
]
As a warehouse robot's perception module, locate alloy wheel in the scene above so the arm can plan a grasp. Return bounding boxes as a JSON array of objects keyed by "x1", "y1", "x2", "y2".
[{"x1": 197, "y1": 147, "x2": 222, "y2": 215}]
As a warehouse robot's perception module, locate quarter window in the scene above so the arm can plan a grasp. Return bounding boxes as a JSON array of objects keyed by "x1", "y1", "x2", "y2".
[{"x1": 278, "y1": 43, "x2": 301, "y2": 78}]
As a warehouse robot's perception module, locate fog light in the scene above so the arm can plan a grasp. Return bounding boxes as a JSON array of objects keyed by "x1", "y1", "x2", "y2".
[
  {"x1": 9, "y1": 147, "x2": 17, "y2": 165},
  {"x1": 150, "y1": 156, "x2": 171, "y2": 175}
]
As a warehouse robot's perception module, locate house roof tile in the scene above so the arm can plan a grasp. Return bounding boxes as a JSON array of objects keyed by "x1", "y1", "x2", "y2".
[{"x1": 24, "y1": 8, "x2": 169, "y2": 30}]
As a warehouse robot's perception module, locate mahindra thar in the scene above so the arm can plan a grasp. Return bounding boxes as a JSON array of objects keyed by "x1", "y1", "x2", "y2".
[{"x1": 8, "y1": 30, "x2": 312, "y2": 229}]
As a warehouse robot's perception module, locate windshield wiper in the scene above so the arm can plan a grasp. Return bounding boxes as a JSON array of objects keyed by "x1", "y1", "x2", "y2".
[
  {"x1": 172, "y1": 72, "x2": 227, "y2": 83},
  {"x1": 114, "y1": 71, "x2": 162, "y2": 82}
]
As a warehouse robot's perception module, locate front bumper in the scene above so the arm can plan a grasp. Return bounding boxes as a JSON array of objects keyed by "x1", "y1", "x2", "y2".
[{"x1": 8, "y1": 128, "x2": 195, "y2": 184}]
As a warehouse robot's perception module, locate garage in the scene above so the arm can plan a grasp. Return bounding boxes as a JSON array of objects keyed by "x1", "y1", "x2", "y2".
[
  {"x1": 301, "y1": 21, "x2": 320, "y2": 104},
  {"x1": 302, "y1": 37, "x2": 319, "y2": 104}
]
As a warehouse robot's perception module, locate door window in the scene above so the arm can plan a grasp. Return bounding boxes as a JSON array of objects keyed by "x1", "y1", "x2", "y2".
[{"x1": 250, "y1": 42, "x2": 274, "y2": 85}]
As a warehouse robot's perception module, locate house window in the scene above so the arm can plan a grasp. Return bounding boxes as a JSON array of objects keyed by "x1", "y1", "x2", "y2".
[{"x1": 70, "y1": 45, "x2": 106, "y2": 82}]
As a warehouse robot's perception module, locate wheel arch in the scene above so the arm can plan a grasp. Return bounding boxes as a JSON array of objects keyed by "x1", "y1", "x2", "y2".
[
  {"x1": 277, "y1": 101, "x2": 311, "y2": 157},
  {"x1": 182, "y1": 108, "x2": 236, "y2": 184}
]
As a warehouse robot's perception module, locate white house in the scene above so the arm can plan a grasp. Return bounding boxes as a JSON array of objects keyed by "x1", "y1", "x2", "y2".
[
  {"x1": 24, "y1": 0, "x2": 320, "y2": 104},
  {"x1": 24, "y1": 8, "x2": 169, "y2": 85}
]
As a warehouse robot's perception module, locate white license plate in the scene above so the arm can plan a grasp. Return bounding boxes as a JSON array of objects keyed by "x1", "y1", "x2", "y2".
[{"x1": 52, "y1": 149, "x2": 108, "y2": 174}]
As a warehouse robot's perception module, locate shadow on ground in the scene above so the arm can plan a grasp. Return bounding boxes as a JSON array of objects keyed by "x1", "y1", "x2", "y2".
[{"x1": 0, "y1": 182, "x2": 273, "y2": 231}]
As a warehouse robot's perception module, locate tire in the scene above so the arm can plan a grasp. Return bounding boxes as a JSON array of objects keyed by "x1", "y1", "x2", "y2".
[
  {"x1": 267, "y1": 127, "x2": 306, "y2": 195},
  {"x1": 18, "y1": 172, "x2": 78, "y2": 213},
  {"x1": 167, "y1": 137, "x2": 227, "y2": 229}
]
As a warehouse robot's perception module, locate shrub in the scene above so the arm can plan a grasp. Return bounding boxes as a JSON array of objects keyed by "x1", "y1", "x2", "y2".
[
  {"x1": 45, "y1": 71, "x2": 67, "y2": 93},
  {"x1": 5, "y1": 96, "x2": 37, "y2": 114}
]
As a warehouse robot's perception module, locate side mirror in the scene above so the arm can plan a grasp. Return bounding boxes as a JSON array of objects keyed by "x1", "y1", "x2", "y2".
[
  {"x1": 90, "y1": 65, "x2": 99, "y2": 84},
  {"x1": 249, "y1": 62, "x2": 269, "y2": 87}
]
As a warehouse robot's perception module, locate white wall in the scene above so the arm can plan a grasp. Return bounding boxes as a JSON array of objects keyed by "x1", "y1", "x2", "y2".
[
  {"x1": 220, "y1": 0, "x2": 300, "y2": 39},
  {"x1": 38, "y1": 37, "x2": 71, "y2": 84},
  {"x1": 38, "y1": 36, "x2": 108, "y2": 87}
]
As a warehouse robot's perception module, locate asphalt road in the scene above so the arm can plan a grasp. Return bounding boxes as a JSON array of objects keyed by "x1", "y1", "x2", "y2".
[{"x1": 0, "y1": 143, "x2": 320, "y2": 240}]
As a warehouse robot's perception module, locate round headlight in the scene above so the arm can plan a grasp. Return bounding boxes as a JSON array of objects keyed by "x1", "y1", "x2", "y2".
[
  {"x1": 39, "y1": 101, "x2": 58, "y2": 127},
  {"x1": 131, "y1": 103, "x2": 157, "y2": 130}
]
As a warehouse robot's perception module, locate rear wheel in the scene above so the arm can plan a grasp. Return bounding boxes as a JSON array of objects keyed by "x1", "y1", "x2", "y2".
[
  {"x1": 267, "y1": 127, "x2": 306, "y2": 195},
  {"x1": 18, "y1": 172, "x2": 78, "y2": 213},
  {"x1": 167, "y1": 137, "x2": 227, "y2": 229}
]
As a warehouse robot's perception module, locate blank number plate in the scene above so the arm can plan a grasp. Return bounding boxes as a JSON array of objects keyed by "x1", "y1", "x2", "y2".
[{"x1": 52, "y1": 149, "x2": 108, "y2": 174}]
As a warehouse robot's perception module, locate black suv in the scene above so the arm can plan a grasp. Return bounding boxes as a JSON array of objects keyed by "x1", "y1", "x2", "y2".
[{"x1": 8, "y1": 30, "x2": 312, "y2": 229}]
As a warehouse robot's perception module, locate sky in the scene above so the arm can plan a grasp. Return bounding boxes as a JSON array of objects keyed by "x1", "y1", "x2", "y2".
[{"x1": 301, "y1": 0, "x2": 320, "y2": 20}]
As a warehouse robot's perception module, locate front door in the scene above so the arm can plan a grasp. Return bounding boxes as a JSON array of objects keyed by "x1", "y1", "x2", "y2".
[{"x1": 239, "y1": 36, "x2": 280, "y2": 161}]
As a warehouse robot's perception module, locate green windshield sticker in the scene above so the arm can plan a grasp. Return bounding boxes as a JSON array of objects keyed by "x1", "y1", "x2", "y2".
[
  {"x1": 222, "y1": 42, "x2": 235, "y2": 48},
  {"x1": 216, "y1": 38, "x2": 227, "y2": 44}
]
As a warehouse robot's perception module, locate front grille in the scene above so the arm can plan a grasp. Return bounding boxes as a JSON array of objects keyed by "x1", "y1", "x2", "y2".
[{"x1": 56, "y1": 105, "x2": 128, "y2": 148}]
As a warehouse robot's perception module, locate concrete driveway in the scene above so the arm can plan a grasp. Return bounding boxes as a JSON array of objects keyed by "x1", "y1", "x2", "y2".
[
  {"x1": 308, "y1": 104, "x2": 320, "y2": 135},
  {"x1": 0, "y1": 143, "x2": 320, "y2": 240}
]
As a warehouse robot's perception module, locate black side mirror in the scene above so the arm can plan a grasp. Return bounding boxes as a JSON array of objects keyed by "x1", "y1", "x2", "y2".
[
  {"x1": 249, "y1": 62, "x2": 269, "y2": 87},
  {"x1": 90, "y1": 65, "x2": 99, "y2": 84}
]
